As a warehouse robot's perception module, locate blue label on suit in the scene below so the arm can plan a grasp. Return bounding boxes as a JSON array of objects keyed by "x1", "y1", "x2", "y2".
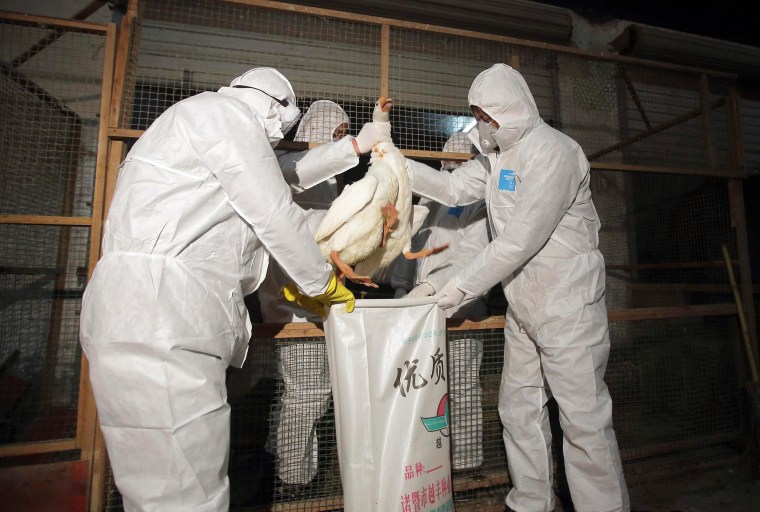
[
  {"x1": 448, "y1": 206, "x2": 464, "y2": 217},
  {"x1": 498, "y1": 169, "x2": 516, "y2": 191}
]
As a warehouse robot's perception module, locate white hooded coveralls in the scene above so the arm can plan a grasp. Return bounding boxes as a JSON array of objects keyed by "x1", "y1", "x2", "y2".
[
  {"x1": 256, "y1": 100, "x2": 358, "y2": 485},
  {"x1": 79, "y1": 68, "x2": 333, "y2": 512},
  {"x1": 408, "y1": 64, "x2": 629, "y2": 511}
]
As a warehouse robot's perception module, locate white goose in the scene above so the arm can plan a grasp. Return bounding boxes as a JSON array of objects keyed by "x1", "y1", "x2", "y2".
[{"x1": 313, "y1": 98, "x2": 447, "y2": 287}]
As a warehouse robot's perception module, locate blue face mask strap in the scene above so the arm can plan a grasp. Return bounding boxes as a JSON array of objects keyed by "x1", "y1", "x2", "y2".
[{"x1": 232, "y1": 85, "x2": 289, "y2": 107}]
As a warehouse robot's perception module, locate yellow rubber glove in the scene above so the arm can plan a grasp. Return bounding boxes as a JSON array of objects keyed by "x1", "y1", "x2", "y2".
[
  {"x1": 281, "y1": 283, "x2": 327, "y2": 318},
  {"x1": 281, "y1": 273, "x2": 355, "y2": 319}
]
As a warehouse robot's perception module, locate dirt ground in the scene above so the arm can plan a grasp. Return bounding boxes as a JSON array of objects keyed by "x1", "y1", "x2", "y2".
[
  {"x1": 625, "y1": 452, "x2": 760, "y2": 512},
  {"x1": 454, "y1": 445, "x2": 760, "y2": 512}
]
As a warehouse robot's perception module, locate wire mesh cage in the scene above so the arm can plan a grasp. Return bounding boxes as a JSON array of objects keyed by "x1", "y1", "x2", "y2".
[
  {"x1": 0, "y1": 0, "x2": 749, "y2": 510},
  {"x1": 0, "y1": 15, "x2": 106, "y2": 450},
  {"x1": 92, "y1": 0, "x2": 752, "y2": 510}
]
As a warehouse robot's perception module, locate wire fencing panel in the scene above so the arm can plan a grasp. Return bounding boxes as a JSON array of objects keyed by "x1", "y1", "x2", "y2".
[
  {"x1": 0, "y1": 17, "x2": 105, "y2": 447},
  {"x1": 125, "y1": 0, "x2": 381, "y2": 138},
  {"x1": 99, "y1": 0, "x2": 747, "y2": 510}
]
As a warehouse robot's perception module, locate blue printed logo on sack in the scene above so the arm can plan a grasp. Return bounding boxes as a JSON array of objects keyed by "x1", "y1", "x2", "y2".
[
  {"x1": 420, "y1": 394, "x2": 449, "y2": 437},
  {"x1": 498, "y1": 169, "x2": 516, "y2": 191}
]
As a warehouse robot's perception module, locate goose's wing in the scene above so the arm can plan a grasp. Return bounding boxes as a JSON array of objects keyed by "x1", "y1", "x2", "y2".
[{"x1": 314, "y1": 173, "x2": 379, "y2": 241}]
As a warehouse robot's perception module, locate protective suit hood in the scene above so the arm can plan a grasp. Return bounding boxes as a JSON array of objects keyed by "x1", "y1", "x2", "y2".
[
  {"x1": 294, "y1": 100, "x2": 349, "y2": 143},
  {"x1": 219, "y1": 67, "x2": 301, "y2": 146},
  {"x1": 468, "y1": 64, "x2": 542, "y2": 150}
]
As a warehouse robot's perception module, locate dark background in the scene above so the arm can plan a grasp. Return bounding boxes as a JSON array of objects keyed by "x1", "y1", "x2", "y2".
[{"x1": 535, "y1": 0, "x2": 760, "y2": 47}]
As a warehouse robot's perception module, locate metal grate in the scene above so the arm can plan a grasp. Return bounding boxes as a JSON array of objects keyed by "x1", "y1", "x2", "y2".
[
  {"x1": 0, "y1": 225, "x2": 88, "y2": 444},
  {"x1": 0, "y1": 19, "x2": 104, "y2": 218},
  {"x1": 0, "y1": 16, "x2": 104, "y2": 449},
  {"x1": 126, "y1": 0, "x2": 382, "y2": 136}
]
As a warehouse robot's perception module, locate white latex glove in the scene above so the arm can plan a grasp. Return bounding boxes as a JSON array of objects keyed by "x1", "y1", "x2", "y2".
[
  {"x1": 354, "y1": 121, "x2": 391, "y2": 154},
  {"x1": 436, "y1": 278, "x2": 466, "y2": 310},
  {"x1": 407, "y1": 282, "x2": 435, "y2": 299},
  {"x1": 393, "y1": 288, "x2": 408, "y2": 299}
]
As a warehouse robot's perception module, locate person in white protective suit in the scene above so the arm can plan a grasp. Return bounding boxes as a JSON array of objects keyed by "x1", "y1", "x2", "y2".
[
  {"x1": 406, "y1": 64, "x2": 630, "y2": 511},
  {"x1": 78, "y1": 68, "x2": 373, "y2": 512},
  {"x1": 255, "y1": 100, "x2": 357, "y2": 488},
  {"x1": 392, "y1": 131, "x2": 490, "y2": 471}
]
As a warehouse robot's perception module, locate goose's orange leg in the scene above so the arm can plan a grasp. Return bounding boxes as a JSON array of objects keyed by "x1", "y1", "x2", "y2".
[
  {"x1": 404, "y1": 243, "x2": 450, "y2": 260},
  {"x1": 381, "y1": 201, "x2": 399, "y2": 247},
  {"x1": 330, "y1": 250, "x2": 378, "y2": 288}
]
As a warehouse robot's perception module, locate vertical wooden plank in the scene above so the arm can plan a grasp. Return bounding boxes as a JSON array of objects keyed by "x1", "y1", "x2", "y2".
[
  {"x1": 509, "y1": 54, "x2": 520, "y2": 70},
  {"x1": 104, "y1": 140, "x2": 126, "y2": 216},
  {"x1": 76, "y1": 20, "x2": 117, "y2": 512},
  {"x1": 83, "y1": 2, "x2": 140, "y2": 505},
  {"x1": 380, "y1": 23, "x2": 390, "y2": 98},
  {"x1": 725, "y1": 84, "x2": 758, "y2": 376},
  {"x1": 699, "y1": 74, "x2": 717, "y2": 170},
  {"x1": 728, "y1": 179, "x2": 759, "y2": 375},
  {"x1": 109, "y1": 0, "x2": 139, "y2": 127},
  {"x1": 727, "y1": 87, "x2": 746, "y2": 175}
]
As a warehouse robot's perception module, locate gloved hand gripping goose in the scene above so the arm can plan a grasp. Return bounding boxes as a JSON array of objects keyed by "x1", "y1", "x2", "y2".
[{"x1": 314, "y1": 97, "x2": 448, "y2": 287}]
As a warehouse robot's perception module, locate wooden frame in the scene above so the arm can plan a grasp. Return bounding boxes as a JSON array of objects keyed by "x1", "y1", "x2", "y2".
[
  {"x1": 99, "y1": 0, "x2": 743, "y2": 178},
  {"x1": 0, "y1": 17, "x2": 116, "y2": 480}
]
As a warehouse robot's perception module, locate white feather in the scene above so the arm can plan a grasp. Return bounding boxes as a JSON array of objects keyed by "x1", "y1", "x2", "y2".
[{"x1": 314, "y1": 140, "x2": 413, "y2": 276}]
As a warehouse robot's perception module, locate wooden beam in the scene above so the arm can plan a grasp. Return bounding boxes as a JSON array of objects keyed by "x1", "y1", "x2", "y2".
[
  {"x1": 0, "y1": 11, "x2": 109, "y2": 32},
  {"x1": 107, "y1": 128, "x2": 478, "y2": 163},
  {"x1": 588, "y1": 98, "x2": 724, "y2": 162},
  {"x1": 380, "y1": 24, "x2": 390, "y2": 99},
  {"x1": 607, "y1": 260, "x2": 735, "y2": 271},
  {"x1": 619, "y1": 64, "x2": 652, "y2": 130},
  {"x1": 626, "y1": 283, "x2": 733, "y2": 293},
  {"x1": 589, "y1": 161, "x2": 740, "y2": 178},
  {"x1": 250, "y1": 304, "x2": 739, "y2": 340},
  {"x1": 108, "y1": 0, "x2": 140, "y2": 127},
  {"x1": 107, "y1": 127, "x2": 143, "y2": 140},
  {"x1": 9, "y1": 1, "x2": 108, "y2": 67},
  {"x1": 699, "y1": 75, "x2": 717, "y2": 170},
  {"x1": 0, "y1": 439, "x2": 76, "y2": 458},
  {"x1": 447, "y1": 316, "x2": 505, "y2": 331},
  {"x1": 224, "y1": 1, "x2": 736, "y2": 79},
  {"x1": 0, "y1": 215, "x2": 93, "y2": 226},
  {"x1": 78, "y1": 22, "x2": 117, "y2": 512},
  {"x1": 607, "y1": 303, "x2": 736, "y2": 322}
]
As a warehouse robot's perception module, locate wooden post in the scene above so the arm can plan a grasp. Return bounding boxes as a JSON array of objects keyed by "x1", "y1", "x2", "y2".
[
  {"x1": 725, "y1": 85, "x2": 758, "y2": 376},
  {"x1": 77, "y1": 20, "x2": 117, "y2": 512},
  {"x1": 380, "y1": 24, "x2": 390, "y2": 99},
  {"x1": 699, "y1": 74, "x2": 717, "y2": 170}
]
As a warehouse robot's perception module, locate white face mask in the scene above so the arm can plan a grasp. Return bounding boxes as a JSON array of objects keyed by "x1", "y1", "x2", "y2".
[
  {"x1": 278, "y1": 109, "x2": 300, "y2": 138},
  {"x1": 264, "y1": 108, "x2": 284, "y2": 148},
  {"x1": 477, "y1": 119, "x2": 499, "y2": 153}
]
